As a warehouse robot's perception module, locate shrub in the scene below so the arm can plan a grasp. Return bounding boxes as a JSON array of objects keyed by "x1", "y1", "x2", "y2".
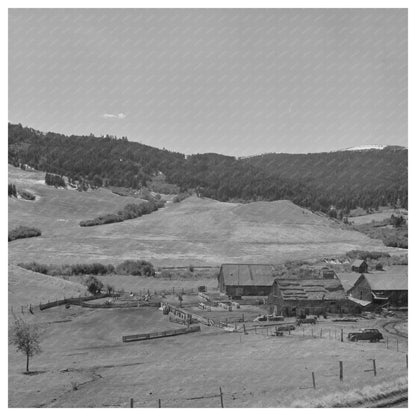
[
  {"x1": 85, "y1": 276, "x2": 103, "y2": 295},
  {"x1": 8, "y1": 183, "x2": 17, "y2": 197},
  {"x1": 45, "y1": 173, "x2": 66, "y2": 188},
  {"x1": 80, "y1": 200, "x2": 165, "y2": 227},
  {"x1": 173, "y1": 192, "x2": 191, "y2": 203},
  {"x1": 17, "y1": 262, "x2": 115, "y2": 276},
  {"x1": 19, "y1": 190, "x2": 36, "y2": 201},
  {"x1": 8, "y1": 226, "x2": 41, "y2": 242},
  {"x1": 115, "y1": 260, "x2": 155, "y2": 276},
  {"x1": 346, "y1": 250, "x2": 390, "y2": 260}
]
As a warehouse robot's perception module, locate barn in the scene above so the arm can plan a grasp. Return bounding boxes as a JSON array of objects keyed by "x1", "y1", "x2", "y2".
[
  {"x1": 347, "y1": 267, "x2": 408, "y2": 307},
  {"x1": 267, "y1": 268, "x2": 358, "y2": 316},
  {"x1": 351, "y1": 259, "x2": 368, "y2": 273},
  {"x1": 218, "y1": 264, "x2": 275, "y2": 298}
]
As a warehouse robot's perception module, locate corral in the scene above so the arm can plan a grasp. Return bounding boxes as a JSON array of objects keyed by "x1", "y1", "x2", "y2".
[{"x1": 8, "y1": 292, "x2": 408, "y2": 408}]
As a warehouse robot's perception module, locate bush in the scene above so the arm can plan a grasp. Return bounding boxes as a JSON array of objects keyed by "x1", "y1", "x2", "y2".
[
  {"x1": 115, "y1": 260, "x2": 155, "y2": 276},
  {"x1": 17, "y1": 262, "x2": 115, "y2": 276},
  {"x1": 9, "y1": 226, "x2": 41, "y2": 242},
  {"x1": 8, "y1": 183, "x2": 17, "y2": 197},
  {"x1": 19, "y1": 190, "x2": 36, "y2": 201},
  {"x1": 346, "y1": 250, "x2": 390, "y2": 260},
  {"x1": 173, "y1": 192, "x2": 191, "y2": 203},
  {"x1": 80, "y1": 200, "x2": 165, "y2": 227},
  {"x1": 45, "y1": 173, "x2": 66, "y2": 188},
  {"x1": 85, "y1": 276, "x2": 103, "y2": 295}
]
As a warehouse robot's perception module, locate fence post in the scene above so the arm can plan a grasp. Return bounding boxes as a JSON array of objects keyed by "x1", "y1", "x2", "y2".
[
  {"x1": 312, "y1": 372, "x2": 316, "y2": 389},
  {"x1": 242, "y1": 313, "x2": 245, "y2": 322},
  {"x1": 158, "y1": 399, "x2": 161, "y2": 408},
  {"x1": 219, "y1": 387, "x2": 224, "y2": 408},
  {"x1": 320, "y1": 328, "x2": 322, "y2": 338},
  {"x1": 341, "y1": 328, "x2": 343, "y2": 342},
  {"x1": 339, "y1": 361, "x2": 343, "y2": 382},
  {"x1": 130, "y1": 398, "x2": 134, "y2": 408},
  {"x1": 243, "y1": 324, "x2": 247, "y2": 335},
  {"x1": 406, "y1": 354, "x2": 408, "y2": 369},
  {"x1": 373, "y1": 359, "x2": 377, "y2": 376}
]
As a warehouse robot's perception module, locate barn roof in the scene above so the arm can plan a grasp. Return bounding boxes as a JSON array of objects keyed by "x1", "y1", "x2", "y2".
[
  {"x1": 337, "y1": 272, "x2": 361, "y2": 292},
  {"x1": 351, "y1": 259, "x2": 366, "y2": 267},
  {"x1": 274, "y1": 276, "x2": 346, "y2": 301},
  {"x1": 363, "y1": 267, "x2": 408, "y2": 291},
  {"x1": 220, "y1": 264, "x2": 274, "y2": 286}
]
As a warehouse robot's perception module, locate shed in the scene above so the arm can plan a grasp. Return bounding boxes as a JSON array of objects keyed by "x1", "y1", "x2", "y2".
[
  {"x1": 351, "y1": 259, "x2": 368, "y2": 273},
  {"x1": 348, "y1": 267, "x2": 408, "y2": 307},
  {"x1": 218, "y1": 264, "x2": 275, "y2": 298}
]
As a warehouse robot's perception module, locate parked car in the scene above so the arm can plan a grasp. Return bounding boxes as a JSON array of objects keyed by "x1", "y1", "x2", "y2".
[
  {"x1": 253, "y1": 314, "x2": 268, "y2": 322},
  {"x1": 348, "y1": 328, "x2": 383, "y2": 342},
  {"x1": 277, "y1": 324, "x2": 296, "y2": 332},
  {"x1": 296, "y1": 316, "x2": 317, "y2": 325},
  {"x1": 267, "y1": 315, "x2": 284, "y2": 322}
]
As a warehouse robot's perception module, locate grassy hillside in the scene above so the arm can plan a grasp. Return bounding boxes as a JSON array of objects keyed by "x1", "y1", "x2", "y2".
[
  {"x1": 8, "y1": 264, "x2": 87, "y2": 307},
  {"x1": 9, "y1": 165, "x2": 405, "y2": 267}
]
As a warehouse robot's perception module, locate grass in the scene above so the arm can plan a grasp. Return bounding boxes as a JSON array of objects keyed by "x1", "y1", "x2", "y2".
[
  {"x1": 8, "y1": 165, "x2": 405, "y2": 267},
  {"x1": 8, "y1": 305, "x2": 408, "y2": 408},
  {"x1": 291, "y1": 376, "x2": 408, "y2": 407},
  {"x1": 8, "y1": 264, "x2": 87, "y2": 307}
]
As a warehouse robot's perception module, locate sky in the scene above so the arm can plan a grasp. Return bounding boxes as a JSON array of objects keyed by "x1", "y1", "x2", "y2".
[{"x1": 9, "y1": 8, "x2": 407, "y2": 156}]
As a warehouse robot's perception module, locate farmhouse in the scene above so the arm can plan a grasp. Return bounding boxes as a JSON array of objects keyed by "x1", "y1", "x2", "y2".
[
  {"x1": 218, "y1": 264, "x2": 275, "y2": 298},
  {"x1": 351, "y1": 259, "x2": 368, "y2": 273},
  {"x1": 348, "y1": 267, "x2": 408, "y2": 307},
  {"x1": 268, "y1": 268, "x2": 358, "y2": 317}
]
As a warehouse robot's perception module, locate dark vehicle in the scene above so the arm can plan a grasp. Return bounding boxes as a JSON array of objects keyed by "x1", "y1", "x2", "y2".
[
  {"x1": 348, "y1": 328, "x2": 383, "y2": 342},
  {"x1": 277, "y1": 324, "x2": 296, "y2": 332},
  {"x1": 296, "y1": 316, "x2": 317, "y2": 325},
  {"x1": 253, "y1": 314, "x2": 268, "y2": 322},
  {"x1": 267, "y1": 315, "x2": 285, "y2": 322}
]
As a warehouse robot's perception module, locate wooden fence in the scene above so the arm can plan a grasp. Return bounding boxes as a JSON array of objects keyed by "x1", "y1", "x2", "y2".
[{"x1": 122, "y1": 325, "x2": 201, "y2": 342}]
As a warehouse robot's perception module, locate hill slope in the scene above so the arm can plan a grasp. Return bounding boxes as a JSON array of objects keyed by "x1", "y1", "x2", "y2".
[
  {"x1": 9, "y1": 123, "x2": 407, "y2": 211},
  {"x1": 8, "y1": 167, "x2": 405, "y2": 266}
]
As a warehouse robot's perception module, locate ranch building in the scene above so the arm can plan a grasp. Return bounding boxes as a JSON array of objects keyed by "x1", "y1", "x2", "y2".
[
  {"x1": 218, "y1": 264, "x2": 275, "y2": 298},
  {"x1": 268, "y1": 268, "x2": 360, "y2": 316},
  {"x1": 347, "y1": 267, "x2": 408, "y2": 307},
  {"x1": 351, "y1": 259, "x2": 368, "y2": 273}
]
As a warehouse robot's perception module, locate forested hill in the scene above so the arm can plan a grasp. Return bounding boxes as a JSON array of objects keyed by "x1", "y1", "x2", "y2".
[{"x1": 8, "y1": 123, "x2": 407, "y2": 212}]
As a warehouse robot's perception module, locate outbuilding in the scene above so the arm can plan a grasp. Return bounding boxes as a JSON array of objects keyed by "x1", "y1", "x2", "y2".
[
  {"x1": 347, "y1": 267, "x2": 408, "y2": 307},
  {"x1": 218, "y1": 264, "x2": 275, "y2": 298},
  {"x1": 268, "y1": 269, "x2": 356, "y2": 317},
  {"x1": 351, "y1": 259, "x2": 368, "y2": 273}
]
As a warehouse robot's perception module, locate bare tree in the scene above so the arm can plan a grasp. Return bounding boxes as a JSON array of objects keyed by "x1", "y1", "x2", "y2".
[{"x1": 9, "y1": 318, "x2": 42, "y2": 373}]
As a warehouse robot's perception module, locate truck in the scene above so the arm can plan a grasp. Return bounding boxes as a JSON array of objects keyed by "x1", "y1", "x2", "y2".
[{"x1": 347, "y1": 328, "x2": 383, "y2": 342}]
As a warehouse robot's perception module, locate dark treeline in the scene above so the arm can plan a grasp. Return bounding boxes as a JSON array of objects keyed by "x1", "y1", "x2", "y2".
[
  {"x1": 79, "y1": 199, "x2": 165, "y2": 227},
  {"x1": 8, "y1": 123, "x2": 408, "y2": 212},
  {"x1": 18, "y1": 259, "x2": 155, "y2": 277},
  {"x1": 9, "y1": 226, "x2": 41, "y2": 242},
  {"x1": 45, "y1": 172, "x2": 66, "y2": 187}
]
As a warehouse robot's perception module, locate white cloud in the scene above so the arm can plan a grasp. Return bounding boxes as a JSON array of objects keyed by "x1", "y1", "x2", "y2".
[{"x1": 102, "y1": 113, "x2": 127, "y2": 120}]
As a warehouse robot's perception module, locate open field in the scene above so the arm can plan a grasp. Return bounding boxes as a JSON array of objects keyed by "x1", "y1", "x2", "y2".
[
  {"x1": 8, "y1": 302, "x2": 408, "y2": 408},
  {"x1": 349, "y1": 208, "x2": 408, "y2": 225},
  {"x1": 8, "y1": 165, "x2": 406, "y2": 267}
]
